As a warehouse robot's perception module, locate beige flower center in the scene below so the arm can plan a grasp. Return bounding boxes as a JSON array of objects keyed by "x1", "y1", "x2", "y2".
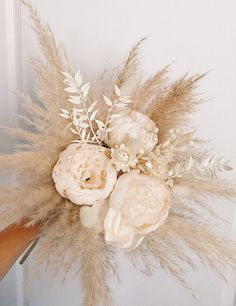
[{"x1": 80, "y1": 169, "x2": 107, "y2": 190}]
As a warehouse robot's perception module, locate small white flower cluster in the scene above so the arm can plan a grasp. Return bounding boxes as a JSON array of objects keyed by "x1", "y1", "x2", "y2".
[
  {"x1": 111, "y1": 144, "x2": 138, "y2": 172},
  {"x1": 52, "y1": 70, "x2": 232, "y2": 251}
]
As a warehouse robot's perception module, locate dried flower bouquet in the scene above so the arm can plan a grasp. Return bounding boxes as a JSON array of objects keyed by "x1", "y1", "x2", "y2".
[{"x1": 0, "y1": 1, "x2": 236, "y2": 305}]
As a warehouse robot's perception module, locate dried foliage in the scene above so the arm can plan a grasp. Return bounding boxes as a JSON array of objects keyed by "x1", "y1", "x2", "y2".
[{"x1": 0, "y1": 1, "x2": 235, "y2": 306}]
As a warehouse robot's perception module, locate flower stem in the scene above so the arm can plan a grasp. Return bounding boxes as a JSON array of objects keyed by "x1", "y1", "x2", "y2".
[{"x1": 101, "y1": 99, "x2": 118, "y2": 141}]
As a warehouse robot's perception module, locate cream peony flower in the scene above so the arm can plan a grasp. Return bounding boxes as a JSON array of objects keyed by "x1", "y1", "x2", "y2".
[
  {"x1": 52, "y1": 143, "x2": 117, "y2": 205},
  {"x1": 104, "y1": 170, "x2": 171, "y2": 251},
  {"x1": 105, "y1": 109, "x2": 159, "y2": 151},
  {"x1": 80, "y1": 200, "x2": 109, "y2": 231}
]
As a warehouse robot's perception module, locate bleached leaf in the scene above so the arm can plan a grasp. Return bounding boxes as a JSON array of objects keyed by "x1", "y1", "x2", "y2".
[
  {"x1": 114, "y1": 85, "x2": 121, "y2": 97},
  {"x1": 105, "y1": 126, "x2": 117, "y2": 133},
  {"x1": 103, "y1": 95, "x2": 112, "y2": 106},
  {"x1": 64, "y1": 86, "x2": 78, "y2": 94},
  {"x1": 81, "y1": 129, "x2": 86, "y2": 139},
  {"x1": 88, "y1": 101, "x2": 97, "y2": 113},
  {"x1": 109, "y1": 114, "x2": 122, "y2": 119},
  {"x1": 223, "y1": 164, "x2": 233, "y2": 171},
  {"x1": 115, "y1": 103, "x2": 127, "y2": 108},
  {"x1": 59, "y1": 113, "x2": 70, "y2": 119},
  {"x1": 80, "y1": 123, "x2": 89, "y2": 129},
  {"x1": 81, "y1": 82, "x2": 90, "y2": 98},
  {"x1": 95, "y1": 119, "x2": 105, "y2": 131},
  {"x1": 68, "y1": 95, "x2": 82, "y2": 102},
  {"x1": 67, "y1": 98, "x2": 82, "y2": 105},
  {"x1": 63, "y1": 79, "x2": 76, "y2": 87},
  {"x1": 90, "y1": 109, "x2": 99, "y2": 121},
  {"x1": 75, "y1": 71, "x2": 83, "y2": 86},
  {"x1": 119, "y1": 97, "x2": 133, "y2": 103},
  {"x1": 70, "y1": 128, "x2": 79, "y2": 135},
  {"x1": 72, "y1": 108, "x2": 84, "y2": 113},
  {"x1": 60, "y1": 109, "x2": 69, "y2": 114},
  {"x1": 61, "y1": 71, "x2": 74, "y2": 80}
]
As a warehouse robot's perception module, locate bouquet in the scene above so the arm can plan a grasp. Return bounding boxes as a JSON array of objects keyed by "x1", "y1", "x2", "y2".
[{"x1": 0, "y1": 1, "x2": 236, "y2": 305}]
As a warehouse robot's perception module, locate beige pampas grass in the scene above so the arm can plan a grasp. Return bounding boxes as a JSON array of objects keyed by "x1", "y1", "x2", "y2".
[
  {"x1": 148, "y1": 214, "x2": 236, "y2": 284},
  {"x1": 132, "y1": 65, "x2": 169, "y2": 113},
  {"x1": 148, "y1": 73, "x2": 205, "y2": 141},
  {"x1": 116, "y1": 37, "x2": 146, "y2": 89},
  {"x1": 0, "y1": 1, "x2": 235, "y2": 306}
]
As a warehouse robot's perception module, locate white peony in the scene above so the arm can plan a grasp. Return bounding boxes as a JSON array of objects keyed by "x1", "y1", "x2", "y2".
[
  {"x1": 52, "y1": 143, "x2": 117, "y2": 205},
  {"x1": 80, "y1": 200, "x2": 109, "y2": 231},
  {"x1": 105, "y1": 109, "x2": 159, "y2": 152},
  {"x1": 104, "y1": 170, "x2": 171, "y2": 251}
]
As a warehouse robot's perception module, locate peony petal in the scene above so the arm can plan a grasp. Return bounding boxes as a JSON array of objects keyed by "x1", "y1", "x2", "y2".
[{"x1": 104, "y1": 208, "x2": 144, "y2": 251}]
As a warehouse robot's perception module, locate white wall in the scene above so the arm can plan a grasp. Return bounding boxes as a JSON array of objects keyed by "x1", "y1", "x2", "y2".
[
  {"x1": 1, "y1": 0, "x2": 236, "y2": 305},
  {"x1": 0, "y1": 0, "x2": 20, "y2": 154},
  {"x1": 0, "y1": 1, "x2": 26, "y2": 306}
]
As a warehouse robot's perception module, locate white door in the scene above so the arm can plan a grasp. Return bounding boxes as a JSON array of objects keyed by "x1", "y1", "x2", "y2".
[{"x1": 1, "y1": 0, "x2": 236, "y2": 305}]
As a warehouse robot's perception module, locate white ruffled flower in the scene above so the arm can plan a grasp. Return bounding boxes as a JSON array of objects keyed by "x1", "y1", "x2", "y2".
[
  {"x1": 105, "y1": 109, "x2": 159, "y2": 151},
  {"x1": 104, "y1": 170, "x2": 171, "y2": 251},
  {"x1": 111, "y1": 144, "x2": 138, "y2": 172},
  {"x1": 52, "y1": 143, "x2": 117, "y2": 205},
  {"x1": 80, "y1": 200, "x2": 109, "y2": 231}
]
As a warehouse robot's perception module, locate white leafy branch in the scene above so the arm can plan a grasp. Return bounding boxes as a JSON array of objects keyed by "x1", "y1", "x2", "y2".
[
  {"x1": 60, "y1": 71, "x2": 100, "y2": 143},
  {"x1": 157, "y1": 129, "x2": 196, "y2": 155},
  {"x1": 169, "y1": 154, "x2": 233, "y2": 179},
  {"x1": 150, "y1": 130, "x2": 232, "y2": 182},
  {"x1": 60, "y1": 71, "x2": 132, "y2": 145},
  {"x1": 152, "y1": 130, "x2": 196, "y2": 174},
  {"x1": 98, "y1": 85, "x2": 133, "y2": 142}
]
